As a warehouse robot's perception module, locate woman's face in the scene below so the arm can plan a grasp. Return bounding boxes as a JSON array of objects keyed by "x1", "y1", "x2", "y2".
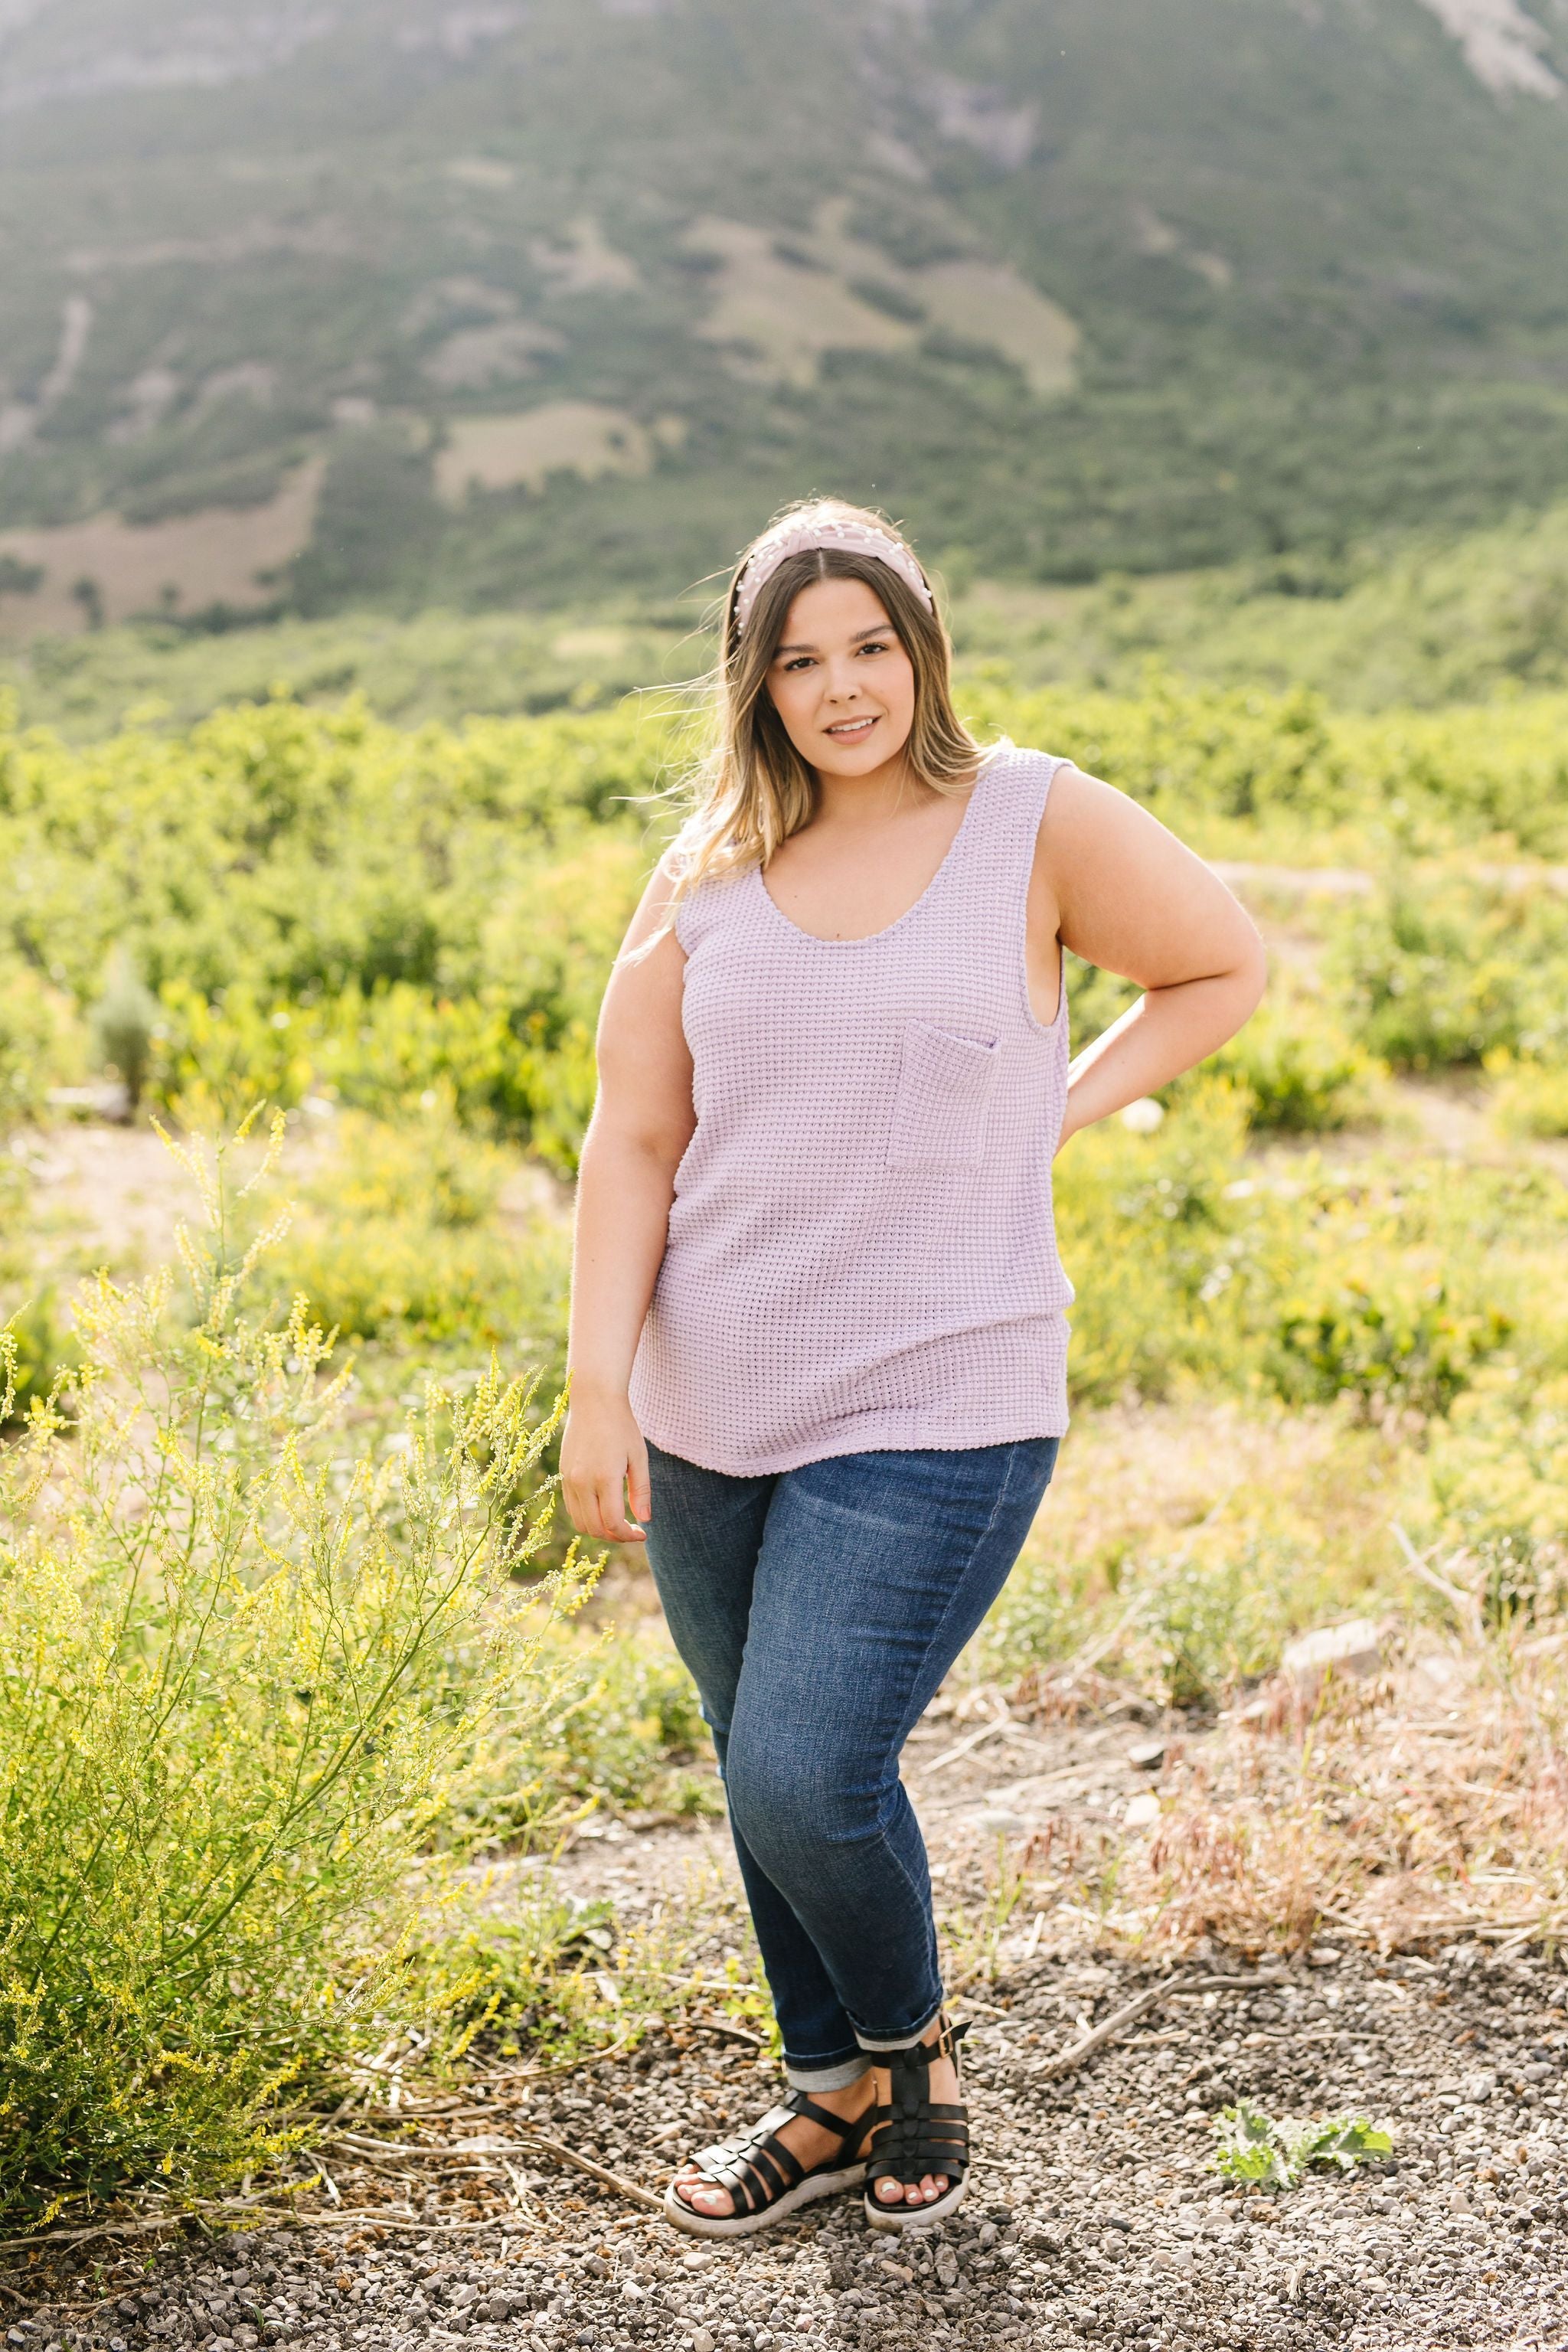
[{"x1": 763, "y1": 575, "x2": 916, "y2": 778}]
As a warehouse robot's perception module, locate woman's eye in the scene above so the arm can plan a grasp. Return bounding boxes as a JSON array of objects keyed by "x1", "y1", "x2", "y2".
[
  {"x1": 858, "y1": 639, "x2": 890, "y2": 655},
  {"x1": 782, "y1": 655, "x2": 815, "y2": 672}
]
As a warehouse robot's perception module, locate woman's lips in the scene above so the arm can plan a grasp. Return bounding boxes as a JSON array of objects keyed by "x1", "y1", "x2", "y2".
[{"x1": 823, "y1": 716, "x2": 878, "y2": 742}]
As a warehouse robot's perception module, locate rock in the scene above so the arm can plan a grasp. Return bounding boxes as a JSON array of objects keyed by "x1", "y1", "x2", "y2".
[
  {"x1": 935, "y1": 2246, "x2": 959, "y2": 2288},
  {"x1": 1122, "y1": 1792, "x2": 1161, "y2": 1829},
  {"x1": 1462, "y1": 2070, "x2": 1496, "y2": 2103},
  {"x1": 691, "y1": 2332, "x2": 716, "y2": 2352},
  {"x1": 1411, "y1": 1651, "x2": 1472, "y2": 1691},
  {"x1": 1282, "y1": 1618, "x2": 1384, "y2": 1685},
  {"x1": 1126, "y1": 1738, "x2": 1165, "y2": 1770},
  {"x1": 1120, "y1": 1097, "x2": 1165, "y2": 1133}
]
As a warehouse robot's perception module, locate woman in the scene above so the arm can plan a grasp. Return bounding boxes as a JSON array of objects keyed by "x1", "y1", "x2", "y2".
[{"x1": 560, "y1": 500, "x2": 1266, "y2": 2238}]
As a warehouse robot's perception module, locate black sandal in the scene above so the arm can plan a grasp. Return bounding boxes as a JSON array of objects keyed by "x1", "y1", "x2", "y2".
[
  {"x1": 664, "y1": 2088, "x2": 870, "y2": 2239},
  {"x1": 863, "y1": 2014, "x2": 970, "y2": 2231}
]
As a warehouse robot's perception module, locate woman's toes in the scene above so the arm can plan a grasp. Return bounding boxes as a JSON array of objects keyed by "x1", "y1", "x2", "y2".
[
  {"x1": 874, "y1": 2177, "x2": 906, "y2": 2204},
  {"x1": 672, "y1": 2171, "x2": 733, "y2": 2217}
]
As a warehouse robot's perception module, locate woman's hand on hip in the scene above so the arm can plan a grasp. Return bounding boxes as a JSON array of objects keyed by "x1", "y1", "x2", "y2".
[{"x1": 560, "y1": 1387, "x2": 652, "y2": 1544}]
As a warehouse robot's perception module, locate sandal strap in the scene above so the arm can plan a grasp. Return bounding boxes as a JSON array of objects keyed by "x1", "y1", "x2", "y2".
[
  {"x1": 864, "y1": 2017, "x2": 971, "y2": 2188},
  {"x1": 786, "y1": 2089, "x2": 869, "y2": 2147},
  {"x1": 675, "y1": 2087, "x2": 866, "y2": 2217}
]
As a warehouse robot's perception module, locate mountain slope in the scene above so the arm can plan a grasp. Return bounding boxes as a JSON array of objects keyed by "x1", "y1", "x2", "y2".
[{"x1": 2, "y1": 0, "x2": 1568, "y2": 622}]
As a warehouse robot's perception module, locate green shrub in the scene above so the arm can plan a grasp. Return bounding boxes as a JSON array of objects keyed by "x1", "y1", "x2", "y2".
[
  {"x1": 1209, "y1": 996, "x2": 1382, "y2": 1132},
  {"x1": 1132, "y1": 1546, "x2": 1308, "y2": 1710},
  {"x1": 971, "y1": 673, "x2": 1568, "y2": 861},
  {"x1": 1056, "y1": 1079, "x2": 1263, "y2": 1405},
  {"x1": 1406, "y1": 1375, "x2": 1568, "y2": 1628},
  {"x1": 462, "y1": 1630, "x2": 718, "y2": 1850},
  {"x1": 0, "y1": 959, "x2": 85, "y2": 1130},
  {"x1": 0, "y1": 1117, "x2": 598, "y2": 2226},
  {"x1": 1490, "y1": 1054, "x2": 1568, "y2": 1138},
  {"x1": 89, "y1": 944, "x2": 162, "y2": 1111},
  {"x1": 311, "y1": 1102, "x2": 508, "y2": 1228},
  {"x1": 1269, "y1": 1276, "x2": 1512, "y2": 1419},
  {"x1": 272, "y1": 1109, "x2": 570, "y2": 1367},
  {"x1": 0, "y1": 1289, "x2": 77, "y2": 1430},
  {"x1": 1323, "y1": 871, "x2": 1568, "y2": 1072}
]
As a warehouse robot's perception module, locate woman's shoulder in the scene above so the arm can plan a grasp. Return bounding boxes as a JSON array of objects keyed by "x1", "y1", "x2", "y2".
[
  {"x1": 978, "y1": 737, "x2": 1076, "y2": 781},
  {"x1": 975, "y1": 740, "x2": 1083, "y2": 825},
  {"x1": 664, "y1": 843, "x2": 758, "y2": 952}
]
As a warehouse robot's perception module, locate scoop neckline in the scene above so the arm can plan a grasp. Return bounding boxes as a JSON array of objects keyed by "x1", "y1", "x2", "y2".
[{"x1": 752, "y1": 740, "x2": 1013, "y2": 949}]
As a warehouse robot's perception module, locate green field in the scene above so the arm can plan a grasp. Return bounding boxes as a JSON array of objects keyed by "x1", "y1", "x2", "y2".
[{"x1": 5, "y1": 479, "x2": 1568, "y2": 2227}]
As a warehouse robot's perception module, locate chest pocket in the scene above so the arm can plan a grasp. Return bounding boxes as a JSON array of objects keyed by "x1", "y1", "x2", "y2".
[{"x1": 886, "y1": 1021, "x2": 1001, "y2": 1171}]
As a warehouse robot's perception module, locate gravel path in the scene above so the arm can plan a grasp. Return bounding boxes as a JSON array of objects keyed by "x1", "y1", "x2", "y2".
[{"x1": 16, "y1": 1936, "x2": 1568, "y2": 2352}]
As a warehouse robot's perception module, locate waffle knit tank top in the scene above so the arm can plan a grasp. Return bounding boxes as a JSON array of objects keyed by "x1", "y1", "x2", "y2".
[{"x1": 628, "y1": 741, "x2": 1074, "y2": 1475}]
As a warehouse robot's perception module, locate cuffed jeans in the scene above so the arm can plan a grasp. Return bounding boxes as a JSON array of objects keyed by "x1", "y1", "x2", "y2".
[{"x1": 642, "y1": 1436, "x2": 1060, "y2": 2089}]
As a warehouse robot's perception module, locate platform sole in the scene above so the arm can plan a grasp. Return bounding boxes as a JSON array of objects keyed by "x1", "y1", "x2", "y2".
[
  {"x1": 663, "y1": 2161, "x2": 867, "y2": 2239},
  {"x1": 863, "y1": 2173, "x2": 968, "y2": 2233}
]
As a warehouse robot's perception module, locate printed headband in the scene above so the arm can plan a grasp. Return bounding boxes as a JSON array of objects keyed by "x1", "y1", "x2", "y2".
[{"x1": 733, "y1": 512, "x2": 933, "y2": 633}]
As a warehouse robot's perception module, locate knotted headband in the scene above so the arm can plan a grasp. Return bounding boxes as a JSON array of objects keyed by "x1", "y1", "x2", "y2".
[{"x1": 733, "y1": 511, "x2": 934, "y2": 634}]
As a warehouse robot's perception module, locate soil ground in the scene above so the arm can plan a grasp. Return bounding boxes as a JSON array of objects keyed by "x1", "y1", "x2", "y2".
[{"x1": 18, "y1": 1724, "x2": 1568, "y2": 2352}]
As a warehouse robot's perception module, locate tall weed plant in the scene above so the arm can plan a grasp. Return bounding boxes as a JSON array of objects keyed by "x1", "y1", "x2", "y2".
[{"x1": 0, "y1": 1114, "x2": 597, "y2": 2226}]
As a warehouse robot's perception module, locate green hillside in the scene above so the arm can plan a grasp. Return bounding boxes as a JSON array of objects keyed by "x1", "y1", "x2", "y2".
[
  {"x1": 9, "y1": 488, "x2": 1568, "y2": 740},
  {"x1": 4, "y1": 0, "x2": 1568, "y2": 626}
]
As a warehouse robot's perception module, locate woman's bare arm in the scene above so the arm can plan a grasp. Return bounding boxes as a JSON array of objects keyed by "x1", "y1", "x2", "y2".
[
  {"x1": 1031, "y1": 766, "x2": 1269, "y2": 1145},
  {"x1": 561, "y1": 861, "x2": 694, "y2": 1542}
]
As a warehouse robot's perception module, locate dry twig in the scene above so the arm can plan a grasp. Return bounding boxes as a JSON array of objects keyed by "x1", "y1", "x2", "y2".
[
  {"x1": 325, "y1": 2131, "x2": 664, "y2": 2215},
  {"x1": 1033, "y1": 1974, "x2": 1275, "y2": 2080}
]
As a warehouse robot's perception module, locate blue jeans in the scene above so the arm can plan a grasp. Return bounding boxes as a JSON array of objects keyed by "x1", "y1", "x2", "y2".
[{"x1": 642, "y1": 1437, "x2": 1060, "y2": 2090}]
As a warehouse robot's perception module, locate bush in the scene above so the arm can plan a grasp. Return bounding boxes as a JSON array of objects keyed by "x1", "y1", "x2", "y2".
[
  {"x1": 1410, "y1": 1375, "x2": 1568, "y2": 1626},
  {"x1": 0, "y1": 1288, "x2": 77, "y2": 1430},
  {"x1": 462, "y1": 1630, "x2": 718, "y2": 1850},
  {"x1": 1323, "y1": 871, "x2": 1568, "y2": 1072},
  {"x1": 1269, "y1": 1275, "x2": 1513, "y2": 1419},
  {"x1": 1209, "y1": 996, "x2": 1382, "y2": 1132},
  {"x1": 1, "y1": 693, "x2": 659, "y2": 1168},
  {"x1": 272, "y1": 1106, "x2": 570, "y2": 1369},
  {"x1": 0, "y1": 1117, "x2": 599, "y2": 2226},
  {"x1": 309, "y1": 1101, "x2": 508, "y2": 1227},
  {"x1": 89, "y1": 944, "x2": 162, "y2": 1111},
  {"x1": 0, "y1": 959, "x2": 85, "y2": 1130},
  {"x1": 1490, "y1": 1054, "x2": 1568, "y2": 1138},
  {"x1": 1133, "y1": 1547, "x2": 1299, "y2": 1711},
  {"x1": 1056, "y1": 1079, "x2": 1263, "y2": 1405}
]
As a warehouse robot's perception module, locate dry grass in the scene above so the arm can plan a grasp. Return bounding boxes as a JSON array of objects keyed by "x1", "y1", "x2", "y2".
[
  {"x1": 684, "y1": 201, "x2": 1081, "y2": 397},
  {"x1": 684, "y1": 215, "x2": 915, "y2": 387},
  {"x1": 1003, "y1": 1625, "x2": 1568, "y2": 1965},
  {"x1": 0, "y1": 459, "x2": 322, "y2": 635},
  {"x1": 914, "y1": 259, "x2": 1079, "y2": 394},
  {"x1": 434, "y1": 406, "x2": 672, "y2": 502},
  {"x1": 947, "y1": 1387, "x2": 1568, "y2": 1968}
]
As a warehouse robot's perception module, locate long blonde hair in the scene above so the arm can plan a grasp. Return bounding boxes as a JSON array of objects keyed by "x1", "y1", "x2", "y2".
[{"x1": 656, "y1": 500, "x2": 980, "y2": 925}]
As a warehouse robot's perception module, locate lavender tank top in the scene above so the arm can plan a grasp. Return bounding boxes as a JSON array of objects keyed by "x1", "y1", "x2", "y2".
[{"x1": 628, "y1": 741, "x2": 1074, "y2": 1475}]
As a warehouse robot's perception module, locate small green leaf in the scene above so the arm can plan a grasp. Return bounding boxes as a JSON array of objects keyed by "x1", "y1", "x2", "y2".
[{"x1": 1210, "y1": 2103, "x2": 1393, "y2": 2190}]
